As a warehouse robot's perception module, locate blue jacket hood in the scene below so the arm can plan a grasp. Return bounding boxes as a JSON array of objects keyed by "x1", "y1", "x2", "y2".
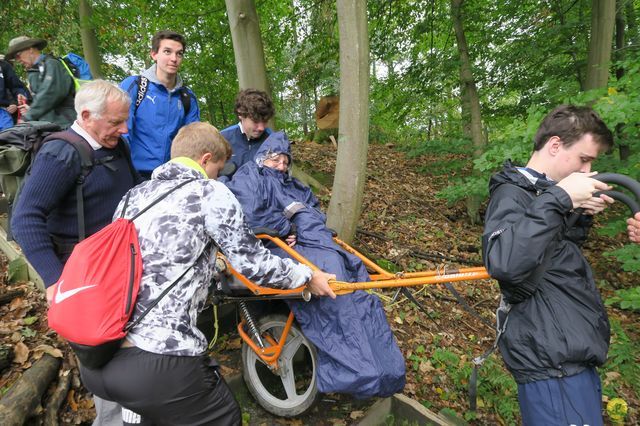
[{"x1": 254, "y1": 131, "x2": 292, "y2": 166}]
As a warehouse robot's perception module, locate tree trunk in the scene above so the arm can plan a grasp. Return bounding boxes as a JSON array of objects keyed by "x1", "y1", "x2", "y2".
[
  {"x1": 615, "y1": 0, "x2": 630, "y2": 161},
  {"x1": 78, "y1": 0, "x2": 102, "y2": 78},
  {"x1": 615, "y1": 0, "x2": 625, "y2": 80},
  {"x1": 585, "y1": 0, "x2": 616, "y2": 90},
  {"x1": 326, "y1": 0, "x2": 370, "y2": 243},
  {"x1": 450, "y1": 0, "x2": 484, "y2": 224},
  {"x1": 0, "y1": 354, "x2": 60, "y2": 426},
  {"x1": 225, "y1": 0, "x2": 270, "y2": 95}
]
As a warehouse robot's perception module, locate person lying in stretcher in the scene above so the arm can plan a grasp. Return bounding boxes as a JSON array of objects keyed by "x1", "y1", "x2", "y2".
[{"x1": 225, "y1": 131, "x2": 406, "y2": 398}]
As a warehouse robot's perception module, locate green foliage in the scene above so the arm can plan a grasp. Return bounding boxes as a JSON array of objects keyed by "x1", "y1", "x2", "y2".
[
  {"x1": 21, "y1": 327, "x2": 37, "y2": 337},
  {"x1": 408, "y1": 343, "x2": 519, "y2": 424},
  {"x1": 604, "y1": 244, "x2": 640, "y2": 273},
  {"x1": 600, "y1": 320, "x2": 640, "y2": 398},
  {"x1": 606, "y1": 287, "x2": 640, "y2": 311},
  {"x1": 376, "y1": 258, "x2": 400, "y2": 273}
]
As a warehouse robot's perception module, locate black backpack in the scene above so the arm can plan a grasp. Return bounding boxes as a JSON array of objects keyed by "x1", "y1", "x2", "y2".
[{"x1": 0, "y1": 122, "x2": 63, "y2": 207}]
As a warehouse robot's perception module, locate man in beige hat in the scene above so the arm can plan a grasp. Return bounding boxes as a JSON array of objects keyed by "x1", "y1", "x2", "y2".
[{"x1": 6, "y1": 36, "x2": 75, "y2": 128}]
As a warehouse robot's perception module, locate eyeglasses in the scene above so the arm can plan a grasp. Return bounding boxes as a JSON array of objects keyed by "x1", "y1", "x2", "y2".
[
  {"x1": 264, "y1": 155, "x2": 289, "y2": 167},
  {"x1": 265, "y1": 158, "x2": 289, "y2": 167}
]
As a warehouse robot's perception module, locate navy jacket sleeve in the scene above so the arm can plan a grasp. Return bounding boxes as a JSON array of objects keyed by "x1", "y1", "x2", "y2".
[{"x1": 11, "y1": 142, "x2": 81, "y2": 287}]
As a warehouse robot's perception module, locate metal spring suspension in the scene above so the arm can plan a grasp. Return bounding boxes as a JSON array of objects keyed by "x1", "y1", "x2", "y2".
[{"x1": 239, "y1": 301, "x2": 264, "y2": 348}]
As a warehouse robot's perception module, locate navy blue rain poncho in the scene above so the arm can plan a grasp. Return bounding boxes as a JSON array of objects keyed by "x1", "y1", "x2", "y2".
[{"x1": 226, "y1": 132, "x2": 405, "y2": 398}]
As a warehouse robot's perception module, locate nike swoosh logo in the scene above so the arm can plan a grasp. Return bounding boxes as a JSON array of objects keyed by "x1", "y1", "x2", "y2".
[{"x1": 54, "y1": 280, "x2": 97, "y2": 304}]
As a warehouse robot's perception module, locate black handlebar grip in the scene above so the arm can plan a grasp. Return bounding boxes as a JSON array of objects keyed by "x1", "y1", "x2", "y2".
[
  {"x1": 594, "y1": 173, "x2": 640, "y2": 208},
  {"x1": 566, "y1": 173, "x2": 640, "y2": 228},
  {"x1": 597, "y1": 190, "x2": 640, "y2": 215}
]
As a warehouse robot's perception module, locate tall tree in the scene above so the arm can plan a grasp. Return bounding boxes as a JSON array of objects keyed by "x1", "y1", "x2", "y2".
[
  {"x1": 450, "y1": 0, "x2": 485, "y2": 224},
  {"x1": 225, "y1": 0, "x2": 270, "y2": 95},
  {"x1": 326, "y1": 0, "x2": 370, "y2": 243},
  {"x1": 585, "y1": 0, "x2": 616, "y2": 90},
  {"x1": 78, "y1": 0, "x2": 103, "y2": 78}
]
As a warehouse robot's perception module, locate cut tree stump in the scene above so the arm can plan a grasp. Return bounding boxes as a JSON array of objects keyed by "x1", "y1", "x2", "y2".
[{"x1": 0, "y1": 354, "x2": 61, "y2": 426}]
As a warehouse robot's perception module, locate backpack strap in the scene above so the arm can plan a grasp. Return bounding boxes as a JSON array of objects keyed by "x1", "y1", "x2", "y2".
[
  {"x1": 179, "y1": 87, "x2": 192, "y2": 116},
  {"x1": 42, "y1": 130, "x2": 94, "y2": 242},
  {"x1": 130, "y1": 76, "x2": 149, "y2": 116},
  {"x1": 116, "y1": 138, "x2": 139, "y2": 183},
  {"x1": 125, "y1": 241, "x2": 215, "y2": 332},
  {"x1": 125, "y1": 178, "x2": 194, "y2": 219}
]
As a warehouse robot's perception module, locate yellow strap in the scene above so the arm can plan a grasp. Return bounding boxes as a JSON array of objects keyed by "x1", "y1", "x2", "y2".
[{"x1": 58, "y1": 58, "x2": 81, "y2": 92}]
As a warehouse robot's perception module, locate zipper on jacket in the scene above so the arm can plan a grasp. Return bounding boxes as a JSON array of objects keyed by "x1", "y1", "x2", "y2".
[{"x1": 125, "y1": 244, "x2": 136, "y2": 315}]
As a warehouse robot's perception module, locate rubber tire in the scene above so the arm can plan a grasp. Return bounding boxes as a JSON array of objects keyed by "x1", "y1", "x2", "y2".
[{"x1": 241, "y1": 313, "x2": 320, "y2": 417}]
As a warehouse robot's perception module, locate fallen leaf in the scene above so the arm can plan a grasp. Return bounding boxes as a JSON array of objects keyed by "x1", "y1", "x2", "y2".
[
  {"x1": 67, "y1": 389, "x2": 78, "y2": 411},
  {"x1": 13, "y1": 341, "x2": 29, "y2": 364},
  {"x1": 394, "y1": 316, "x2": 403, "y2": 324},
  {"x1": 33, "y1": 344, "x2": 64, "y2": 359},
  {"x1": 419, "y1": 360, "x2": 434, "y2": 373},
  {"x1": 9, "y1": 297, "x2": 26, "y2": 311},
  {"x1": 349, "y1": 410, "x2": 364, "y2": 420},
  {"x1": 23, "y1": 316, "x2": 38, "y2": 325}
]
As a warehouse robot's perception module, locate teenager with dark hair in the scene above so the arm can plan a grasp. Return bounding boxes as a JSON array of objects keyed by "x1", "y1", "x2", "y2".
[
  {"x1": 120, "y1": 30, "x2": 199, "y2": 179},
  {"x1": 220, "y1": 89, "x2": 275, "y2": 175},
  {"x1": 483, "y1": 105, "x2": 614, "y2": 425}
]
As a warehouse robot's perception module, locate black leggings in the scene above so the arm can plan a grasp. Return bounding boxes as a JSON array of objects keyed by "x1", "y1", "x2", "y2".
[{"x1": 80, "y1": 347, "x2": 241, "y2": 426}]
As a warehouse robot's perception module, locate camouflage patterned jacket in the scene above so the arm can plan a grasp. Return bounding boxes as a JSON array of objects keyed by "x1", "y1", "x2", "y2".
[{"x1": 115, "y1": 160, "x2": 312, "y2": 356}]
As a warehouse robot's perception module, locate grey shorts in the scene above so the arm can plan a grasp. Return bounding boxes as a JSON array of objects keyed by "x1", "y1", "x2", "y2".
[{"x1": 79, "y1": 347, "x2": 240, "y2": 426}]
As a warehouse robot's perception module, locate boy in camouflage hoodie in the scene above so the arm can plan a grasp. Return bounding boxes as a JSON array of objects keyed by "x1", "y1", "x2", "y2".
[{"x1": 79, "y1": 122, "x2": 335, "y2": 425}]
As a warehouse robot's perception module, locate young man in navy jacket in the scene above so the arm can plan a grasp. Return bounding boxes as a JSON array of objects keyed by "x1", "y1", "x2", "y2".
[{"x1": 220, "y1": 89, "x2": 274, "y2": 176}]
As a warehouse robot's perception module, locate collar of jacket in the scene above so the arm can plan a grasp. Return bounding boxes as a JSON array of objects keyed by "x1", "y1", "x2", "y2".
[
  {"x1": 489, "y1": 160, "x2": 556, "y2": 195},
  {"x1": 170, "y1": 157, "x2": 208, "y2": 178},
  {"x1": 142, "y1": 64, "x2": 184, "y2": 92}
]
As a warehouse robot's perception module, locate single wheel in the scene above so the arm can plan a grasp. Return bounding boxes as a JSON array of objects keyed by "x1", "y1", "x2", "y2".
[{"x1": 241, "y1": 313, "x2": 320, "y2": 417}]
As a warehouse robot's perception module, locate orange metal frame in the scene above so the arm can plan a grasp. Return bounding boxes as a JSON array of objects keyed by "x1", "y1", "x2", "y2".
[{"x1": 225, "y1": 234, "x2": 490, "y2": 368}]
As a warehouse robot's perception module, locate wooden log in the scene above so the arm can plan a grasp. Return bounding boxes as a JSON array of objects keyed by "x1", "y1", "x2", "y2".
[
  {"x1": 43, "y1": 371, "x2": 71, "y2": 426},
  {"x1": 0, "y1": 289, "x2": 24, "y2": 306},
  {"x1": 0, "y1": 354, "x2": 61, "y2": 426}
]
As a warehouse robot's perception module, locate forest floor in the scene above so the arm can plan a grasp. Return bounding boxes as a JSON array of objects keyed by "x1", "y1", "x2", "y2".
[{"x1": 0, "y1": 140, "x2": 638, "y2": 425}]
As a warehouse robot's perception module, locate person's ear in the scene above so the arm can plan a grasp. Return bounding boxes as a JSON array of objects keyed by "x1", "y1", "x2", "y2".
[
  {"x1": 199, "y1": 152, "x2": 213, "y2": 167},
  {"x1": 150, "y1": 49, "x2": 158, "y2": 62},
  {"x1": 81, "y1": 109, "x2": 92, "y2": 123},
  {"x1": 547, "y1": 136, "x2": 562, "y2": 156}
]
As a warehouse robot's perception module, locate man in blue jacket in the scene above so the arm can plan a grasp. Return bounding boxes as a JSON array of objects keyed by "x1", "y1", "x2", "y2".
[
  {"x1": 120, "y1": 30, "x2": 200, "y2": 179},
  {"x1": 220, "y1": 89, "x2": 274, "y2": 175},
  {"x1": 483, "y1": 105, "x2": 614, "y2": 426}
]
